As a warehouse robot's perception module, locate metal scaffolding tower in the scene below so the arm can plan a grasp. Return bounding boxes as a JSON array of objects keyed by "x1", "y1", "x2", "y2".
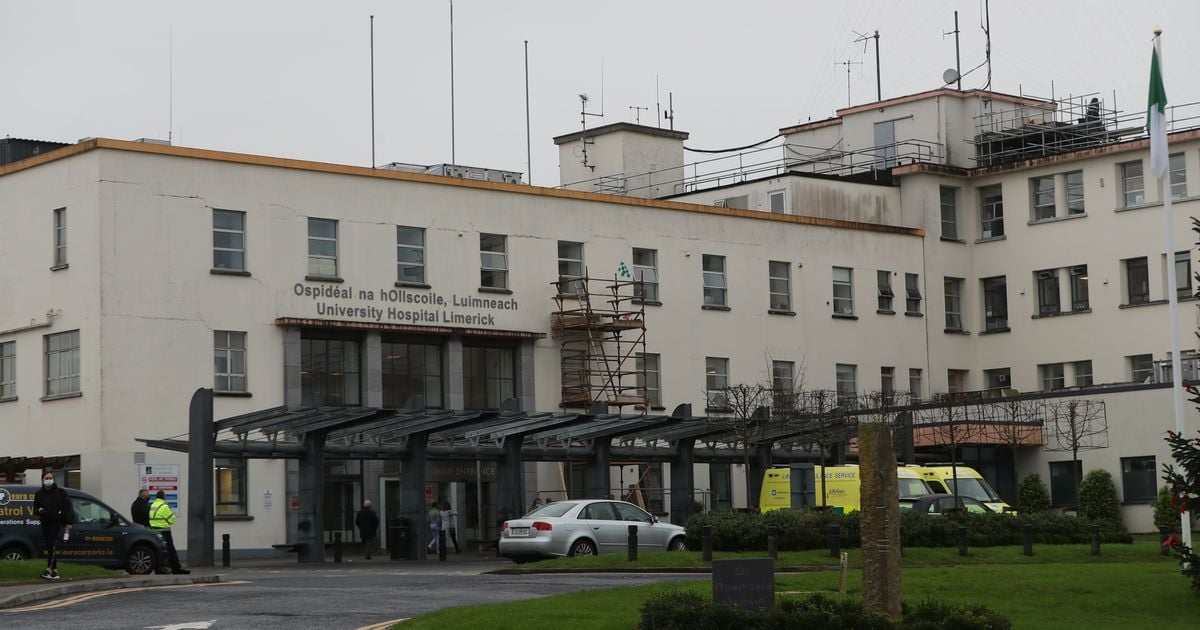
[{"x1": 552, "y1": 273, "x2": 648, "y2": 411}]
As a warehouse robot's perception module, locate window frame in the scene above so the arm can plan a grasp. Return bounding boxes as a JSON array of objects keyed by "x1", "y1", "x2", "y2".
[
  {"x1": 0, "y1": 341, "x2": 14, "y2": 400},
  {"x1": 984, "y1": 367, "x2": 1010, "y2": 392},
  {"x1": 299, "y1": 337, "x2": 361, "y2": 406},
  {"x1": 213, "y1": 209, "x2": 246, "y2": 272},
  {"x1": 1120, "y1": 456, "x2": 1158, "y2": 503},
  {"x1": 979, "y1": 185, "x2": 1004, "y2": 239},
  {"x1": 480, "y1": 233, "x2": 509, "y2": 290},
  {"x1": 1169, "y1": 153, "x2": 1187, "y2": 199},
  {"x1": 1030, "y1": 176, "x2": 1056, "y2": 221},
  {"x1": 396, "y1": 226, "x2": 426, "y2": 285},
  {"x1": 909, "y1": 368, "x2": 923, "y2": 402},
  {"x1": 768, "y1": 260, "x2": 792, "y2": 312},
  {"x1": 947, "y1": 369, "x2": 968, "y2": 394},
  {"x1": 381, "y1": 340, "x2": 444, "y2": 409},
  {"x1": 877, "y1": 270, "x2": 894, "y2": 312},
  {"x1": 637, "y1": 353, "x2": 662, "y2": 408},
  {"x1": 833, "y1": 267, "x2": 854, "y2": 316},
  {"x1": 880, "y1": 366, "x2": 895, "y2": 397},
  {"x1": 835, "y1": 363, "x2": 857, "y2": 408},
  {"x1": 306, "y1": 218, "x2": 339, "y2": 278},
  {"x1": 1129, "y1": 354, "x2": 1154, "y2": 383},
  {"x1": 771, "y1": 360, "x2": 794, "y2": 408},
  {"x1": 44, "y1": 329, "x2": 80, "y2": 397},
  {"x1": 1039, "y1": 362, "x2": 1065, "y2": 391},
  {"x1": 557, "y1": 241, "x2": 585, "y2": 295},
  {"x1": 940, "y1": 186, "x2": 959, "y2": 239},
  {"x1": 1121, "y1": 160, "x2": 1145, "y2": 207},
  {"x1": 705, "y1": 357, "x2": 730, "y2": 410},
  {"x1": 982, "y1": 276, "x2": 1008, "y2": 332},
  {"x1": 1065, "y1": 171, "x2": 1085, "y2": 215},
  {"x1": 463, "y1": 345, "x2": 516, "y2": 410},
  {"x1": 768, "y1": 189, "x2": 787, "y2": 214},
  {"x1": 1175, "y1": 250, "x2": 1192, "y2": 300},
  {"x1": 944, "y1": 277, "x2": 963, "y2": 331},
  {"x1": 905, "y1": 272, "x2": 922, "y2": 314},
  {"x1": 53, "y1": 207, "x2": 68, "y2": 268},
  {"x1": 214, "y1": 457, "x2": 249, "y2": 517},
  {"x1": 1036, "y1": 269, "x2": 1061, "y2": 316},
  {"x1": 1074, "y1": 360, "x2": 1093, "y2": 387},
  {"x1": 1069, "y1": 266, "x2": 1089, "y2": 311},
  {"x1": 632, "y1": 248, "x2": 660, "y2": 303},
  {"x1": 213, "y1": 330, "x2": 248, "y2": 393},
  {"x1": 702, "y1": 254, "x2": 728, "y2": 307},
  {"x1": 1125, "y1": 257, "x2": 1150, "y2": 305}
]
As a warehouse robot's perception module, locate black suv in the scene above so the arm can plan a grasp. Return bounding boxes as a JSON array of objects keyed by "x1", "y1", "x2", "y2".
[{"x1": 0, "y1": 485, "x2": 167, "y2": 574}]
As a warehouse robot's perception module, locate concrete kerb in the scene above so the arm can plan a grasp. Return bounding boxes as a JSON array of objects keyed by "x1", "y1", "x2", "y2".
[{"x1": 0, "y1": 574, "x2": 222, "y2": 610}]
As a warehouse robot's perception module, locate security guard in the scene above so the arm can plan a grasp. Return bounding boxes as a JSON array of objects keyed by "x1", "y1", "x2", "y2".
[{"x1": 148, "y1": 490, "x2": 189, "y2": 574}]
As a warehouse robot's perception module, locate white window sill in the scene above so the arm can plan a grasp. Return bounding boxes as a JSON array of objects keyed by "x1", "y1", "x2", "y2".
[
  {"x1": 975, "y1": 235, "x2": 1006, "y2": 244},
  {"x1": 1115, "y1": 194, "x2": 1200, "y2": 213},
  {"x1": 41, "y1": 392, "x2": 82, "y2": 402},
  {"x1": 1028, "y1": 212, "x2": 1087, "y2": 226}
]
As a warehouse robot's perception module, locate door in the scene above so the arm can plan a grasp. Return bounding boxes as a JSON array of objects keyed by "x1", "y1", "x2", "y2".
[
  {"x1": 61, "y1": 498, "x2": 121, "y2": 566},
  {"x1": 874, "y1": 120, "x2": 897, "y2": 168},
  {"x1": 379, "y1": 477, "x2": 400, "y2": 550},
  {"x1": 323, "y1": 477, "x2": 361, "y2": 544},
  {"x1": 579, "y1": 502, "x2": 624, "y2": 553},
  {"x1": 612, "y1": 502, "x2": 663, "y2": 549}
]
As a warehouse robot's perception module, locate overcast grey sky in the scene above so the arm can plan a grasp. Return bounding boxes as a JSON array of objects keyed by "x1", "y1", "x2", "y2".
[{"x1": 2, "y1": 1, "x2": 1196, "y2": 186}]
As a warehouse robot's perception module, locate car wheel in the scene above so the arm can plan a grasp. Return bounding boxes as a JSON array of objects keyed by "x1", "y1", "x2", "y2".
[
  {"x1": 568, "y1": 539, "x2": 597, "y2": 557},
  {"x1": 1, "y1": 545, "x2": 29, "y2": 561},
  {"x1": 125, "y1": 544, "x2": 156, "y2": 575},
  {"x1": 668, "y1": 537, "x2": 687, "y2": 552}
]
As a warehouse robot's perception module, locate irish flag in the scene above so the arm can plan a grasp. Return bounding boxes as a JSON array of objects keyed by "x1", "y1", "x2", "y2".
[{"x1": 1147, "y1": 34, "x2": 1169, "y2": 178}]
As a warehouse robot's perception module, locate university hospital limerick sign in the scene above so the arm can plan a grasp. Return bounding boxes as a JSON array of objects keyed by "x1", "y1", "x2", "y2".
[{"x1": 294, "y1": 282, "x2": 519, "y2": 327}]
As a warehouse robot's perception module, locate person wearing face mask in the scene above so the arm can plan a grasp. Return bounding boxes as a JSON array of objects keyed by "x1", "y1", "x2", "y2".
[{"x1": 33, "y1": 470, "x2": 74, "y2": 580}]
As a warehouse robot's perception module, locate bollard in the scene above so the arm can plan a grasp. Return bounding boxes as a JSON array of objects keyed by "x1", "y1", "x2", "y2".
[
  {"x1": 956, "y1": 526, "x2": 968, "y2": 557},
  {"x1": 767, "y1": 526, "x2": 779, "y2": 560},
  {"x1": 334, "y1": 531, "x2": 343, "y2": 563},
  {"x1": 1022, "y1": 524, "x2": 1034, "y2": 557},
  {"x1": 222, "y1": 533, "x2": 231, "y2": 568},
  {"x1": 701, "y1": 525, "x2": 713, "y2": 562},
  {"x1": 1091, "y1": 524, "x2": 1101, "y2": 556},
  {"x1": 828, "y1": 523, "x2": 841, "y2": 558},
  {"x1": 1159, "y1": 526, "x2": 1173, "y2": 557},
  {"x1": 627, "y1": 525, "x2": 639, "y2": 561},
  {"x1": 838, "y1": 552, "x2": 849, "y2": 595},
  {"x1": 438, "y1": 529, "x2": 447, "y2": 562}
]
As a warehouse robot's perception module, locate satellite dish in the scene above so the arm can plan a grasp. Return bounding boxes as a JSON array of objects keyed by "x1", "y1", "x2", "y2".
[{"x1": 942, "y1": 68, "x2": 960, "y2": 85}]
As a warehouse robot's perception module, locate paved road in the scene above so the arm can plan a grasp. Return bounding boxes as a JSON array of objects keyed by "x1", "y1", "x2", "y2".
[{"x1": 0, "y1": 563, "x2": 702, "y2": 629}]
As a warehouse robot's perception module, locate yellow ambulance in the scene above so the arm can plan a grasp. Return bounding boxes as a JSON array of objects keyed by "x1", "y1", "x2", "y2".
[
  {"x1": 912, "y1": 464, "x2": 1012, "y2": 513},
  {"x1": 758, "y1": 465, "x2": 933, "y2": 513}
]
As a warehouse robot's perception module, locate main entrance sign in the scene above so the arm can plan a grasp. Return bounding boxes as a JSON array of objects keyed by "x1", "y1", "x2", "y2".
[{"x1": 294, "y1": 282, "x2": 519, "y2": 326}]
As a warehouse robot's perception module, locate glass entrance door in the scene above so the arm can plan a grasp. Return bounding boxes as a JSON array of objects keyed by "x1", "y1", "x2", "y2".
[{"x1": 323, "y1": 476, "x2": 361, "y2": 544}]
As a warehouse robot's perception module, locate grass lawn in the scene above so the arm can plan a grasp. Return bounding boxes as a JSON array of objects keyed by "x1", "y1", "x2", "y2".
[
  {"x1": 495, "y1": 543, "x2": 1170, "y2": 572},
  {"x1": 0, "y1": 560, "x2": 116, "y2": 583},
  {"x1": 403, "y1": 548, "x2": 1195, "y2": 630}
]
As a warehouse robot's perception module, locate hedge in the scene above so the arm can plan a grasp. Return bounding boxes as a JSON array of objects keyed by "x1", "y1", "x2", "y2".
[
  {"x1": 682, "y1": 509, "x2": 1131, "y2": 552},
  {"x1": 638, "y1": 591, "x2": 1011, "y2": 630}
]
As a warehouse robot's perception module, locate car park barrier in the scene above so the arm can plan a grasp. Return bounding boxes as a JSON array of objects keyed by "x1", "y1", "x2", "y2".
[
  {"x1": 334, "y1": 532, "x2": 343, "y2": 563},
  {"x1": 438, "y1": 529, "x2": 447, "y2": 562},
  {"x1": 1091, "y1": 525, "x2": 1101, "y2": 556},
  {"x1": 389, "y1": 518, "x2": 409, "y2": 560},
  {"x1": 1022, "y1": 525, "x2": 1034, "y2": 556},
  {"x1": 957, "y1": 526, "x2": 968, "y2": 556},
  {"x1": 702, "y1": 526, "x2": 713, "y2": 561},
  {"x1": 627, "y1": 525, "x2": 638, "y2": 561},
  {"x1": 222, "y1": 534, "x2": 231, "y2": 567}
]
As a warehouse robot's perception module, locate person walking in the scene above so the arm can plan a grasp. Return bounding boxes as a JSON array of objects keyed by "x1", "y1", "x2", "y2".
[
  {"x1": 33, "y1": 470, "x2": 73, "y2": 580},
  {"x1": 148, "y1": 490, "x2": 189, "y2": 574},
  {"x1": 426, "y1": 499, "x2": 441, "y2": 555},
  {"x1": 355, "y1": 499, "x2": 380, "y2": 560},
  {"x1": 440, "y1": 500, "x2": 461, "y2": 554},
  {"x1": 130, "y1": 488, "x2": 151, "y2": 527}
]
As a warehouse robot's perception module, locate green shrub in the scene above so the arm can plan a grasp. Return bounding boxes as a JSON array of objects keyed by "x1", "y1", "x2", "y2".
[
  {"x1": 638, "y1": 591, "x2": 1011, "y2": 630},
  {"x1": 1016, "y1": 474, "x2": 1051, "y2": 514},
  {"x1": 1152, "y1": 485, "x2": 1177, "y2": 530},
  {"x1": 1077, "y1": 469, "x2": 1121, "y2": 523}
]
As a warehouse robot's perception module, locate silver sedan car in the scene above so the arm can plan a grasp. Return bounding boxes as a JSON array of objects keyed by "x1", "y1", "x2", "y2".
[{"x1": 498, "y1": 499, "x2": 688, "y2": 562}]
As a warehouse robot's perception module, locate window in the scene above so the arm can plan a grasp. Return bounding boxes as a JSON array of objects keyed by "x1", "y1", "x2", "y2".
[
  {"x1": 480, "y1": 233, "x2": 508, "y2": 290},
  {"x1": 307, "y1": 218, "x2": 338, "y2": 277},
  {"x1": 940, "y1": 186, "x2": 958, "y2": 239},
  {"x1": 909, "y1": 368, "x2": 923, "y2": 402},
  {"x1": 1039, "y1": 363, "x2": 1065, "y2": 391},
  {"x1": 44, "y1": 330, "x2": 80, "y2": 397},
  {"x1": 1049, "y1": 460, "x2": 1083, "y2": 507},
  {"x1": 1124, "y1": 257, "x2": 1149, "y2": 305},
  {"x1": 705, "y1": 357, "x2": 729, "y2": 409},
  {"x1": 881, "y1": 366, "x2": 895, "y2": 397},
  {"x1": 382, "y1": 341, "x2": 442, "y2": 408},
  {"x1": 835, "y1": 364, "x2": 857, "y2": 407},
  {"x1": 1128, "y1": 354, "x2": 1154, "y2": 383},
  {"x1": 396, "y1": 226, "x2": 426, "y2": 284},
  {"x1": 632, "y1": 248, "x2": 659, "y2": 302},
  {"x1": 1121, "y1": 456, "x2": 1157, "y2": 502},
  {"x1": 947, "y1": 369, "x2": 968, "y2": 394},
  {"x1": 463, "y1": 346, "x2": 515, "y2": 409},
  {"x1": 702, "y1": 255, "x2": 727, "y2": 307},
  {"x1": 874, "y1": 120, "x2": 897, "y2": 168},
  {"x1": 768, "y1": 189, "x2": 786, "y2": 214},
  {"x1": 1031, "y1": 176, "x2": 1056, "y2": 221},
  {"x1": 214, "y1": 458, "x2": 248, "y2": 516},
  {"x1": 300, "y1": 338, "x2": 360, "y2": 406},
  {"x1": 980, "y1": 185, "x2": 1004, "y2": 238},
  {"x1": 636, "y1": 353, "x2": 661, "y2": 408},
  {"x1": 1070, "y1": 266, "x2": 1089, "y2": 311},
  {"x1": 213, "y1": 209, "x2": 245, "y2": 271},
  {"x1": 214, "y1": 331, "x2": 247, "y2": 393},
  {"x1": 944, "y1": 277, "x2": 963, "y2": 330},
  {"x1": 0, "y1": 341, "x2": 14, "y2": 399},
  {"x1": 1074, "y1": 360, "x2": 1093, "y2": 387},
  {"x1": 768, "y1": 261, "x2": 792, "y2": 311},
  {"x1": 984, "y1": 368, "x2": 1010, "y2": 392},
  {"x1": 52, "y1": 207, "x2": 67, "y2": 267},
  {"x1": 1175, "y1": 251, "x2": 1192, "y2": 300},
  {"x1": 1169, "y1": 153, "x2": 1187, "y2": 199},
  {"x1": 771, "y1": 360, "x2": 794, "y2": 408},
  {"x1": 1066, "y1": 171, "x2": 1085, "y2": 215},
  {"x1": 1036, "y1": 270, "x2": 1060, "y2": 315},
  {"x1": 557, "y1": 241, "x2": 585, "y2": 295},
  {"x1": 1121, "y1": 160, "x2": 1144, "y2": 207},
  {"x1": 877, "y1": 271, "x2": 894, "y2": 312},
  {"x1": 905, "y1": 273, "x2": 922, "y2": 314},
  {"x1": 833, "y1": 267, "x2": 854, "y2": 315},
  {"x1": 982, "y1": 276, "x2": 1008, "y2": 332}
]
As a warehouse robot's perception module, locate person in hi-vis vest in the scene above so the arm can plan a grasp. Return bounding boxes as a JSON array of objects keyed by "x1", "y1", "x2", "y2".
[{"x1": 148, "y1": 490, "x2": 190, "y2": 574}]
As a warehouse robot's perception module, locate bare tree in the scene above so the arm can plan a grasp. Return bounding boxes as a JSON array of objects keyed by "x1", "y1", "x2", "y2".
[
  {"x1": 706, "y1": 383, "x2": 772, "y2": 508},
  {"x1": 983, "y1": 397, "x2": 1045, "y2": 454},
  {"x1": 914, "y1": 393, "x2": 987, "y2": 507},
  {"x1": 771, "y1": 389, "x2": 855, "y2": 508},
  {"x1": 1042, "y1": 399, "x2": 1109, "y2": 507}
]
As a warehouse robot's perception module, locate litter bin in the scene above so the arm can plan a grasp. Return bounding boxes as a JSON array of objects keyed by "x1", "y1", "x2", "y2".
[{"x1": 389, "y1": 517, "x2": 410, "y2": 560}]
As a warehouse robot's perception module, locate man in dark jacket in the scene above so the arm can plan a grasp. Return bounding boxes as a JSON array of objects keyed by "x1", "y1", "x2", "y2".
[
  {"x1": 33, "y1": 470, "x2": 74, "y2": 580},
  {"x1": 131, "y1": 488, "x2": 151, "y2": 527},
  {"x1": 355, "y1": 499, "x2": 380, "y2": 560}
]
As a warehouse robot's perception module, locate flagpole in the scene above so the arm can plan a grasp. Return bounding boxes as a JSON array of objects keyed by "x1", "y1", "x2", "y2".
[{"x1": 1152, "y1": 28, "x2": 1192, "y2": 549}]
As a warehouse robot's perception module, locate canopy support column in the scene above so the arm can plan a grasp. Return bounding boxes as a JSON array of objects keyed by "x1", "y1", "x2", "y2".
[
  {"x1": 669, "y1": 438, "x2": 696, "y2": 526},
  {"x1": 297, "y1": 432, "x2": 326, "y2": 563},
  {"x1": 399, "y1": 434, "x2": 429, "y2": 560},
  {"x1": 186, "y1": 387, "x2": 214, "y2": 568}
]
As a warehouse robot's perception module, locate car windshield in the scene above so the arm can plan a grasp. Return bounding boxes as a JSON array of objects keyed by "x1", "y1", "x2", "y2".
[
  {"x1": 946, "y1": 478, "x2": 1001, "y2": 502},
  {"x1": 897, "y1": 478, "x2": 932, "y2": 497},
  {"x1": 523, "y1": 502, "x2": 577, "y2": 518}
]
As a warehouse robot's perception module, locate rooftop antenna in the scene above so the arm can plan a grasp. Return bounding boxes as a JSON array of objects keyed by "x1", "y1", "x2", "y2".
[
  {"x1": 449, "y1": 0, "x2": 456, "y2": 165},
  {"x1": 524, "y1": 40, "x2": 532, "y2": 184},
  {"x1": 835, "y1": 58, "x2": 863, "y2": 108},
  {"x1": 853, "y1": 29, "x2": 881, "y2": 102},
  {"x1": 981, "y1": 0, "x2": 992, "y2": 91},
  {"x1": 168, "y1": 26, "x2": 173, "y2": 144},
  {"x1": 943, "y1": 11, "x2": 962, "y2": 90},
  {"x1": 663, "y1": 92, "x2": 675, "y2": 130},
  {"x1": 655, "y1": 76, "x2": 661, "y2": 128},
  {"x1": 579, "y1": 93, "x2": 602, "y2": 170},
  {"x1": 370, "y1": 15, "x2": 376, "y2": 168},
  {"x1": 629, "y1": 106, "x2": 648, "y2": 125}
]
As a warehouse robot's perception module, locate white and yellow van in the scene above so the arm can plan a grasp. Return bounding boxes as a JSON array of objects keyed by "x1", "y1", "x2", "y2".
[
  {"x1": 759, "y1": 465, "x2": 933, "y2": 513},
  {"x1": 912, "y1": 464, "x2": 1012, "y2": 513}
]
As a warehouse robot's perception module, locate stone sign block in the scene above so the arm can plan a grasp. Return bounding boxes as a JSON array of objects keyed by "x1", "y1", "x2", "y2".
[{"x1": 712, "y1": 558, "x2": 775, "y2": 611}]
